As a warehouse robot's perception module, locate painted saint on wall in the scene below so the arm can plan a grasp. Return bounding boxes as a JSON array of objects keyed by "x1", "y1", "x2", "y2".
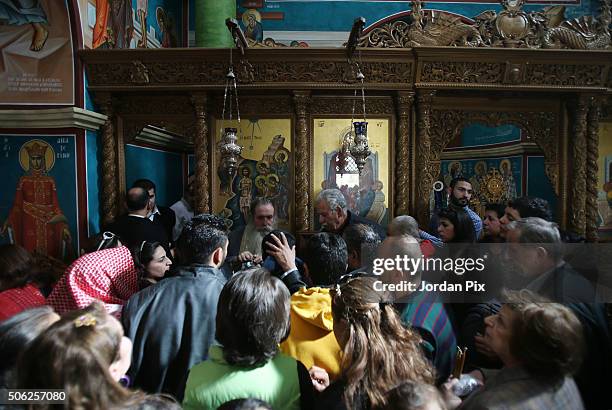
[
  {"x1": 213, "y1": 119, "x2": 293, "y2": 231},
  {"x1": 93, "y1": 0, "x2": 134, "y2": 48},
  {"x1": 0, "y1": 0, "x2": 74, "y2": 105},
  {"x1": 1, "y1": 139, "x2": 72, "y2": 260},
  {"x1": 242, "y1": 9, "x2": 263, "y2": 43},
  {"x1": 314, "y1": 119, "x2": 391, "y2": 228}
]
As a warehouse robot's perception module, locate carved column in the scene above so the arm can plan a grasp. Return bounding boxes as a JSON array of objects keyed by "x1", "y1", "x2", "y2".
[
  {"x1": 98, "y1": 94, "x2": 118, "y2": 227},
  {"x1": 570, "y1": 96, "x2": 588, "y2": 237},
  {"x1": 293, "y1": 91, "x2": 311, "y2": 231},
  {"x1": 191, "y1": 93, "x2": 210, "y2": 214},
  {"x1": 586, "y1": 97, "x2": 601, "y2": 242},
  {"x1": 395, "y1": 91, "x2": 414, "y2": 216},
  {"x1": 415, "y1": 91, "x2": 436, "y2": 227}
]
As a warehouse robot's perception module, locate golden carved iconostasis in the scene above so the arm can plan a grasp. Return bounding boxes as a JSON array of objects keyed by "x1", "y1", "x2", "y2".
[{"x1": 80, "y1": 43, "x2": 611, "y2": 242}]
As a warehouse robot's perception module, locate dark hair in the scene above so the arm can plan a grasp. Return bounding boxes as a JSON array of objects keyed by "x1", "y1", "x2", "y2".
[
  {"x1": 132, "y1": 178, "x2": 156, "y2": 192},
  {"x1": 304, "y1": 233, "x2": 348, "y2": 286},
  {"x1": 450, "y1": 177, "x2": 470, "y2": 189},
  {"x1": 484, "y1": 203, "x2": 506, "y2": 219},
  {"x1": 507, "y1": 196, "x2": 552, "y2": 221},
  {"x1": 216, "y1": 268, "x2": 291, "y2": 367},
  {"x1": 0, "y1": 244, "x2": 39, "y2": 291},
  {"x1": 0, "y1": 306, "x2": 58, "y2": 387},
  {"x1": 178, "y1": 223, "x2": 228, "y2": 265},
  {"x1": 261, "y1": 230, "x2": 296, "y2": 261},
  {"x1": 342, "y1": 224, "x2": 380, "y2": 268},
  {"x1": 131, "y1": 241, "x2": 162, "y2": 274},
  {"x1": 384, "y1": 381, "x2": 446, "y2": 410},
  {"x1": 126, "y1": 187, "x2": 150, "y2": 212},
  {"x1": 502, "y1": 290, "x2": 584, "y2": 381},
  {"x1": 186, "y1": 214, "x2": 229, "y2": 233},
  {"x1": 217, "y1": 398, "x2": 273, "y2": 410},
  {"x1": 437, "y1": 208, "x2": 475, "y2": 243},
  {"x1": 332, "y1": 277, "x2": 434, "y2": 408},
  {"x1": 17, "y1": 303, "x2": 148, "y2": 409},
  {"x1": 250, "y1": 197, "x2": 274, "y2": 216}
]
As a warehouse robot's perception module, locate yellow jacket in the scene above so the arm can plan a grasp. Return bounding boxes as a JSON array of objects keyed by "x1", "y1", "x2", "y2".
[{"x1": 280, "y1": 287, "x2": 342, "y2": 381}]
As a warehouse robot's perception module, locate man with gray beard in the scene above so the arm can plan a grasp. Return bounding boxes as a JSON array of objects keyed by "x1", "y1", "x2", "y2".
[{"x1": 227, "y1": 198, "x2": 276, "y2": 270}]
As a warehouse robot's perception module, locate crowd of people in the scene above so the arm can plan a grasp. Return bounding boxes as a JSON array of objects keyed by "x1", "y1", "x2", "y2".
[{"x1": 0, "y1": 176, "x2": 610, "y2": 410}]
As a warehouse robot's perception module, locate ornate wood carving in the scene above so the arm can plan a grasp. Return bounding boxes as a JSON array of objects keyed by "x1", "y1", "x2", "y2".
[
  {"x1": 211, "y1": 96, "x2": 293, "y2": 117},
  {"x1": 586, "y1": 98, "x2": 601, "y2": 241},
  {"x1": 415, "y1": 91, "x2": 436, "y2": 226},
  {"x1": 86, "y1": 60, "x2": 412, "y2": 87},
  {"x1": 421, "y1": 62, "x2": 504, "y2": 84},
  {"x1": 395, "y1": 92, "x2": 414, "y2": 216},
  {"x1": 359, "y1": 0, "x2": 612, "y2": 49},
  {"x1": 360, "y1": 1, "x2": 483, "y2": 47},
  {"x1": 310, "y1": 97, "x2": 395, "y2": 115},
  {"x1": 293, "y1": 91, "x2": 311, "y2": 231},
  {"x1": 191, "y1": 93, "x2": 210, "y2": 214},
  {"x1": 97, "y1": 94, "x2": 118, "y2": 227},
  {"x1": 524, "y1": 64, "x2": 605, "y2": 87},
  {"x1": 419, "y1": 59, "x2": 607, "y2": 88},
  {"x1": 427, "y1": 109, "x2": 560, "y2": 195},
  {"x1": 570, "y1": 96, "x2": 589, "y2": 236}
]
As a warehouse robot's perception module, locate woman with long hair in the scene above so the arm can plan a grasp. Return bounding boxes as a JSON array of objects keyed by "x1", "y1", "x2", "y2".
[
  {"x1": 17, "y1": 302, "x2": 178, "y2": 410},
  {"x1": 437, "y1": 208, "x2": 476, "y2": 244},
  {"x1": 131, "y1": 241, "x2": 172, "y2": 289},
  {"x1": 319, "y1": 276, "x2": 435, "y2": 410},
  {"x1": 0, "y1": 244, "x2": 47, "y2": 321}
]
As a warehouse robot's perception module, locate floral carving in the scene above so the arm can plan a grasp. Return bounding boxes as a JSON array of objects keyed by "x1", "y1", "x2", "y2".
[
  {"x1": 421, "y1": 62, "x2": 503, "y2": 84},
  {"x1": 525, "y1": 64, "x2": 605, "y2": 86},
  {"x1": 358, "y1": 0, "x2": 612, "y2": 49}
]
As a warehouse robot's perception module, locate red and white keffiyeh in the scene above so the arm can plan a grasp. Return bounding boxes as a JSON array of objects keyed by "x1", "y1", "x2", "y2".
[{"x1": 47, "y1": 246, "x2": 139, "y2": 318}]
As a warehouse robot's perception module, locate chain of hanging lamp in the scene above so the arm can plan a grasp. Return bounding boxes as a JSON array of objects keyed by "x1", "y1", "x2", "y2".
[
  {"x1": 348, "y1": 50, "x2": 371, "y2": 175},
  {"x1": 219, "y1": 46, "x2": 243, "y2": 177}
]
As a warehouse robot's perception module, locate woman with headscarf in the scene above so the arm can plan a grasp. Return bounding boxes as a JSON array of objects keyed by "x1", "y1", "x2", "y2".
[{"x1": 47, "y1": 244, "x2": 139, "y2": 318}]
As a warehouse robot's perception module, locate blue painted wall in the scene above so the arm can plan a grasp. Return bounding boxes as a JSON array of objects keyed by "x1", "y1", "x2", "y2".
[
  {"x1": 226, "y1": 0, "x2": 600, "y2": 33},
  {"x1": 86, "y1": 130, "x2": 101, "y2": 236},
  {"x1": 527, "y1": 156, "x2": 558, "y2": 219},
  {"x1": 131, "y1": 0, "x2": 183, "y2": 46},
  {"x1": 125, "y1": 144, "x2": 184, "y2": 207},
  {"x1": 458, "y1": 124, "x2": 522, "y2": 148}
]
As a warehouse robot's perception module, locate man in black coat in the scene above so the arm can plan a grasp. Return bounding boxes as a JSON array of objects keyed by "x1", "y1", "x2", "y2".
[
  {"x1": 105, "y1": 187, "x2": 169, "y2": 250},
  {"x1": 132, "y1": 178, "x2": 176, "y2": 243},
  {"x1": 122, "y1": 221, "x2": 228, "y2": 400}
]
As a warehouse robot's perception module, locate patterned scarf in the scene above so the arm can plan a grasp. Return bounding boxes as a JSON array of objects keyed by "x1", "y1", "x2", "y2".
[{"x1": 47, "y1": 246, "x2": 138, "y2": 318}]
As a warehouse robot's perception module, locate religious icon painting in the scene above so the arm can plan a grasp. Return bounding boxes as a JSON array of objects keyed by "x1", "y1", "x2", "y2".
[
  {"x1": 0, "y1": 135, "x2": 78, "y2": 261},
  {"x1": 0, "y1": 0, "x2": 75, "y2": 105},
  {"x1": 597, "y1": 122, "x2": 612, "y2": 241},
  {"x1": 212, "y1": 118, "x2": 292, "y2": 232},
  {"x1": 312, "y1": 118, "x2": 391, "y2": 229}
]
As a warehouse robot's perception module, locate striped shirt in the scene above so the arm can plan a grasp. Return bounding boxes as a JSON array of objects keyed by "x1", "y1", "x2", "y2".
[{"x1": 395, "y1": 286, "x2": 457, "y2": 382}]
